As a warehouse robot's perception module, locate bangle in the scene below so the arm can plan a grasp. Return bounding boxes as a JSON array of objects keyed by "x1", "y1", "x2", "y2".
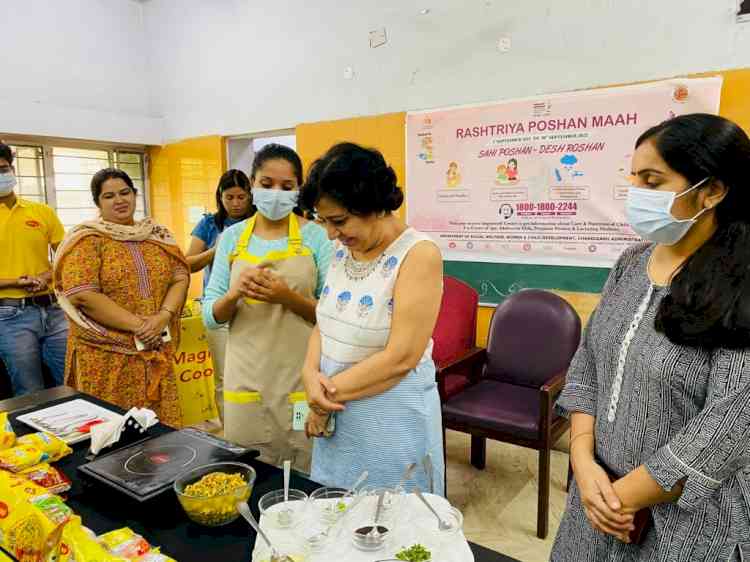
[
  {"x1": 160, "y1": 306, "x2": 176, "y2": 319},
  {"x1": 569, "y1": 431, "x2": 594, "y2": 450}
]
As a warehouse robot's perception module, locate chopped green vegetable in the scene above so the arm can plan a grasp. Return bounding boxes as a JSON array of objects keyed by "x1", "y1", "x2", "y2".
[
  {"x1": 395, "y1": 544, "x2": 431, "y2": 561},
  {"x1": 336, "y1": 500, "x2": 347, "y2": 512}
]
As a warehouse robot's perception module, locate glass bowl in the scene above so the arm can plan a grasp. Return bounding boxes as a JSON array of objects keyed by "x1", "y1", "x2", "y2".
[
  {"x1": 173, "y1": 461, "x2": 255, "y2": 526},
  {"x1": 258, "y1": 488, "x2": 308, "y2": 528},
  {"x1": 421, "y1": 504, "x2": 463, "y2": 543},
  {"x1": 309, "y1": 486, "x2": 355, "y2": 526},
  {"x1": 357, "y1": 486, "x2": 404, "y2": 523},
  {"x1": 252, "y1": 537, "x2": 307, "y2": 562}
]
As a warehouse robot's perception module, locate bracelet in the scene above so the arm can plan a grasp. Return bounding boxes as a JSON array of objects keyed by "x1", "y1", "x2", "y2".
[
  {"x1": 569, "y1": 431, "x2": 594, "y2": 449},
  {"x1": 160, "y1": 306, "x2": 176, "y2": 319}
]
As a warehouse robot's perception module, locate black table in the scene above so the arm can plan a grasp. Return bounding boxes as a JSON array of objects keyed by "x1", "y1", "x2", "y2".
[{"x1": 3, "y1": 387, "x2": 519, "y2": 562}]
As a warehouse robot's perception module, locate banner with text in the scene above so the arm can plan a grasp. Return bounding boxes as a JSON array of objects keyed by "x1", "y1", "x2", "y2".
[{"x1": 406, "y1": 78, "x2": 722, "y2": 266}]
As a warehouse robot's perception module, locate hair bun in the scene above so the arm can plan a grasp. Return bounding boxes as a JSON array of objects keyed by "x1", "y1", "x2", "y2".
[{"x1": 384, "y1": 185, "x2": 404, "y2": 211}]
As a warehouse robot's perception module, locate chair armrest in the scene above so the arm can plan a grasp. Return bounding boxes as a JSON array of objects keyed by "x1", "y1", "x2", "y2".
[
  {"x1": 436, "y1": 347, "x2": 486, "y2": 378},
  {"x1": 540, "y1": 371, "x2": 567, "y2": 399},
  {"x1": 435, "y1": 347, "x2": 486, "y2": 403},
  {"x1": 539, "y1": 370, "x2": 569, "y2": 439}
]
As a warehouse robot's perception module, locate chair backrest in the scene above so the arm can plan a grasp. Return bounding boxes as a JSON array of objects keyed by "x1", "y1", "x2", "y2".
[
  {"x1": 432, "y1": 276, "x2": 479, "y2": 366},
  {"x1": 485, "y1": 289, "x2": 581, "y2": 388}
]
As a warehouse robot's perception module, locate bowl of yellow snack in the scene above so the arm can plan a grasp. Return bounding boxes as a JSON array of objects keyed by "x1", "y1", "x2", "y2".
[{"x1": 174, "y1": 462, "x2": 256, "y2": 526}]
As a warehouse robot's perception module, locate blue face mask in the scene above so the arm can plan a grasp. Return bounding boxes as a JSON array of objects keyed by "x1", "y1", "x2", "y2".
[
  {"x1": 252, "y1": 188, "x2": 298, "y2": 221},
  {"x1": 625, "y1": 177, "x2": 711, "y2": 246},
  {"x1": 0, "y1": 172, "x2": 16, "y2": 196}
]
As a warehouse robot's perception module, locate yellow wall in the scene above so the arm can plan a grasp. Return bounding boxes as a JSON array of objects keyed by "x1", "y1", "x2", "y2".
[
  {"x1": 294, "y1": 68, "x2": 750, "y2": 346},
  {"x1": 296, "y1": 113, "x2": 407, "y2": 220},
  {"x1": 148, "y1": 136, "x2": 225, "y2": 298}
]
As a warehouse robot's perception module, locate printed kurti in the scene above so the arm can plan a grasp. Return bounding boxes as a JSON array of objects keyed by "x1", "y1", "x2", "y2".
[
  {"x1": 552, "y1": 242, "x2": 750, "y2": 562},
  {"x1": 58, "y1": 235, "x2": 188, "y2": 427}
]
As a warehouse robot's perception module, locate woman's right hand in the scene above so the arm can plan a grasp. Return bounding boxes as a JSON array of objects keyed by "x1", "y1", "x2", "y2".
[
  {"x1": 302, "y1": 366, "x2": 344, "y2": 414},
  {"x1": 228, "y1": 267, "x2": 268, "y2": 300},
  {"x1": 574, "y1": 456, "x2": 635, "y2": 542}
]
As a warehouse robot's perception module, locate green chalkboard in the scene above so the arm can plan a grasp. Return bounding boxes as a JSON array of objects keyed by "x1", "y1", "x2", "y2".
[{"x1": 444, "y1": 260, "x2": 611, "y2": 305}]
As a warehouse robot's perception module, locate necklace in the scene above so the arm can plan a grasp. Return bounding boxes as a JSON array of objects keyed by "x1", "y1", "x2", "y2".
[{"x1": 344, "y1": 252, "x2": 384, "y2": 281}]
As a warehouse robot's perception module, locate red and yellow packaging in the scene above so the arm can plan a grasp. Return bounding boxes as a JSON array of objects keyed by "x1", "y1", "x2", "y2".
[
  {"x1": 17, "y1": 433, "x2": 72, "y2": 463},
  {"x1": 0, "y1": 412, "x2": 15, "y2": 450},
  {"x1": 57, "y1": 516, "x2": 127, "y2": 562},
  {"x1": 0, "y1": 470, "x2": 73, "y2": 562}
]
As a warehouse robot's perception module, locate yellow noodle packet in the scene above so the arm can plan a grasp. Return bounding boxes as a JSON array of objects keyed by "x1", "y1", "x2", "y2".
[
  {"x1": 17, "y1": 432, "x2": 72, "y2": 463},
  {"x1": 0, "y1": 412, "x2": 16, "y2": 450},
  {"x1": 0, "y1": 470, "x2": 72, "y2": 562},
  {"x1": 57, "y1": 516, "x2": 127, "y2": 562}
]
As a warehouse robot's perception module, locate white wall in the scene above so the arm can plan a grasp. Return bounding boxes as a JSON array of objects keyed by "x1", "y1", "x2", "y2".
[
  {"x1": 1, "y1": 0, "x2": 162, "y2": 144},
  {"x1": 144, "y1": 0, "x2": 750, "y2": 142},
  {"x1": 3, "y1": 1, "x2": 750, "y2": 145}
]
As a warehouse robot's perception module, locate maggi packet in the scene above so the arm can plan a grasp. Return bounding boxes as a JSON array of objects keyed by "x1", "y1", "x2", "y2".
[
  {"x1": 0, "y1": 470, "x2": 72, "y2": 562},
  {"x1": 0, "y1": 412, "x2": 15, "y2": 450},
  {"x1": 17, "y1": 432, "x2": 72, "y2": 462},
  {"x1": 0, "y1": 444, "x2": 49, "y2": 472},
  {"x1": 57, "y1": 516, "x2": 127, "y2": 562}
]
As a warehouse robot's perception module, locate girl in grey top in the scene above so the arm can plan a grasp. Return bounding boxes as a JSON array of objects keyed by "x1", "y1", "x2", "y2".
[{"x1": 553, "y1": 113, "x2": 750, "y2": 562}]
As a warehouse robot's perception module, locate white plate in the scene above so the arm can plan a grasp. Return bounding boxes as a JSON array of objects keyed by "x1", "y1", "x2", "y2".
[{"x1": 16, "y1": 398, "x2": 123, "y2": 444}]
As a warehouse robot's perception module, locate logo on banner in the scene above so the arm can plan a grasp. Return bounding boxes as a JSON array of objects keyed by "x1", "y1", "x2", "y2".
[{"x1": 673, "y1": 85, "x2": 689, "y2": 103}]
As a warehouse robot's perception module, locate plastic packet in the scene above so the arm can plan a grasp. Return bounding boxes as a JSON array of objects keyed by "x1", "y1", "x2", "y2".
[
  {"x1": 0, "y1": 412, "x2": 16, "y2": 450},
  {"x1": 0, "y1": 444, "x2": 49, "y2": 472},
  {"x1": 20, "y1": 463, "x2": 72, "y2": 495},
  {"x1": 58, "y1": 516, "x2": 128, "y2": 562},
  {"x1": 98, "y1": 528, "x2": 151, "y2": 559},
  {"x1": 0, "y1": 471, "x2": 72, "y2": 562},
  {"x1": 17, "y1": 432, "x2": 73, "y2": 462}
]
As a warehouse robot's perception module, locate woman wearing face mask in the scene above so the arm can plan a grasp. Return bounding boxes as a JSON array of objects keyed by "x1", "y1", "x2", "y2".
[
  {"x1": 202, "y1": 144, "x2": 332, "y2": 471},
  {"x1": 53, "y1": 169, "x2": 189, "y2": 426},
  {"x1": 299, "y1": 143, "x2": 445, "y2": 494},
  {"x1": 187, "y1": 169, "x2": 253, "y2": 423},
  {"x1": 552, "y1": 114, "x2": 750, "y2": 561}
]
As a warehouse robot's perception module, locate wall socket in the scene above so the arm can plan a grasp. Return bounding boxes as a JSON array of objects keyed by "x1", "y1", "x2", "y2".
[{"x1": 497, "y1": 36, "x2": 512, "y2": 52}]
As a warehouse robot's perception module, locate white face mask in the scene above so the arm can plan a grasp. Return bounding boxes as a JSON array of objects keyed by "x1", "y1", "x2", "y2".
[
  {"x1": 252, "y1": 188, "x2": 298, "y2": 221},
  {"x1": 0, "y1": 172, "x2": 16, "y2": 196},
  {"x1": 625, "y1": 177, "x2": 710, "y2": 245}
]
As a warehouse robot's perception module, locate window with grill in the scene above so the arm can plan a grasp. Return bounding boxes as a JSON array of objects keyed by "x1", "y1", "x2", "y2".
[
  {"x1": 7, "y1": 144, "x2": 46, "y2": 203},
  {"x1": 53, "y1": 148, "x2": 147, "y2": 230},
  {"x1": 5, "y1": 141, "x2": 148, "y2": 229}
]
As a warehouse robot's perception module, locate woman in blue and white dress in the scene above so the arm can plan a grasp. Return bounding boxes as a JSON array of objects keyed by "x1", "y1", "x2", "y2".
[{"x1": 300, "y1": 142, "x2": 445, "y2": 495}]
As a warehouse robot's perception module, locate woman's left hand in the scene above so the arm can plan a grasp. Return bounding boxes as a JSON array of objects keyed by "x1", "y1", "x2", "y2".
[
  {"x1": 246, "y1": 268, "x2": 292, "y2": 304},
  {"x1": 305, "y1": 410, "x2": 329, "y2": 438},
  {"x1": 136, "y1": 311, "x2": 170, "y2": 349}
]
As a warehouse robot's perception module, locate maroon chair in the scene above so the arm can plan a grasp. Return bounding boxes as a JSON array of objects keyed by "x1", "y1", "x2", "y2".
[
  {"x1": 433, "y1": 276, "x2": 481, "y2": 402},
  {"x1": 441, "y1": 289, "x2": 581, "y2": 539}
]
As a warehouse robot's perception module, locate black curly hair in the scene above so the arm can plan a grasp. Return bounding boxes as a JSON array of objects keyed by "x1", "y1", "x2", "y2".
[{"x1": 299, "y1": 143, "x2": 404, "y2": 216}]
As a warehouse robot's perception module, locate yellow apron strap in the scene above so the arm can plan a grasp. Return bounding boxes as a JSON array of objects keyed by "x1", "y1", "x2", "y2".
[
  {"x1": 288, "y1": 214, "x2": 303, "y2": 255},
  {"x1": 229, "y1": 215, "x2": 257, "y2": 264},
  {"x1": 224, "y1": 390, "x2": 262, "y2": 404},
  {"x1": 231, "y1": 212, "x2": 309, "y2": 266}
]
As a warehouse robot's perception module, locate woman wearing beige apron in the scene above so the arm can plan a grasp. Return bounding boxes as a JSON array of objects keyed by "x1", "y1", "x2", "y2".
[{"x1": 202, "y1": 144, "x2": 332, "y2": 472}]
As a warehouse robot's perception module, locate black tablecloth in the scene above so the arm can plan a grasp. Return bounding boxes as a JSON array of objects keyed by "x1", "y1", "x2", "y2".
[{"x1": 4, "y1": 389, "x2": 520, "y2": 562}]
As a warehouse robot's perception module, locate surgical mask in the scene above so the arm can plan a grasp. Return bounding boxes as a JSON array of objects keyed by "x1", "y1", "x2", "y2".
[
  {"x1": 0, "y1": 172, "x2": 16, "y2": 196},
  {"x1": 625, "y1": 177, "x2": 710, "y2": 246},
  {"x1": 252, "y1": 188, "x2": 298, "y2": 221}
]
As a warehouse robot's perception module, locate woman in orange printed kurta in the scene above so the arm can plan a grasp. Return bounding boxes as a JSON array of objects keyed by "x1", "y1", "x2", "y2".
[{"x1": 53, "y1": 169, "x2": 189, "y2": 427}]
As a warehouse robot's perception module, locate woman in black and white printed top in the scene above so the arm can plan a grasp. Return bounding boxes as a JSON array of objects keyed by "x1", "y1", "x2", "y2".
[{"x1": 553, "y1": 113, "x2": 750, "y2": 562}]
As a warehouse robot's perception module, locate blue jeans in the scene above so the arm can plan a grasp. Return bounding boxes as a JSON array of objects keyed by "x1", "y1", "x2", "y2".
[{"x1": 0, "y1": 303, "x2": 69, "y2": 396}]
